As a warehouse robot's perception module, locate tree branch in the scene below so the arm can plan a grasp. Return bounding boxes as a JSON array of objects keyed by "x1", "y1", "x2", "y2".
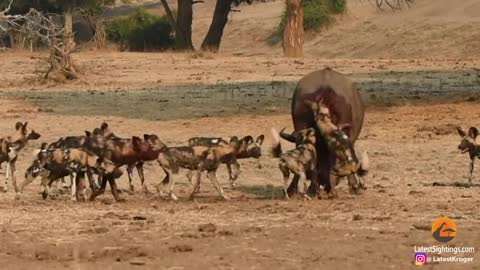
[{"x1": 368, "y1": 0, "x2": 415, "y2": 10}]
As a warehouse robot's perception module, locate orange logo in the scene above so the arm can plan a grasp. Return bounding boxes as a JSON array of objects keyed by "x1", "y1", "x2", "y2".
[{"x1": 431, "y1": 217, "x2": 457, "y2": 243}]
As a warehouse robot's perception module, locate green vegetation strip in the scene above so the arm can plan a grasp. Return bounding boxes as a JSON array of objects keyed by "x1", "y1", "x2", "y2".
[{"x1": 0, "y1": 70, "x2": 478, "y2": 121}]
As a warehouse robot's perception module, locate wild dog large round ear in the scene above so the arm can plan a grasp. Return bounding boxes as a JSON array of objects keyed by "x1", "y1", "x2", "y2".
[
  {"x1": 96, "y1": 157, "x2": 104, "y2": 165},
  {"x1": 256, "y1": 135, "x2": 265, "y2": 145},
  {"x1": 456, "y1": 126, "x2": 466, "y2": 137},
  {"x1": 468, "y1": 127, "x2": 478, "y2": 139},
  {"x1": 230, "y1": 136, "x2": 239, "y2": 144},
  {"x1": 143, "y1": 134, "x2": 151, "y2": 141},
  {"x1": 85, "y1": 131, "x2": 92, "y2": 137},
  {"x1": 100, "y1": 122, "x2": 109, "y2": 131},
  {"x1": 304, "y1": 99, "x2": 318, "y2": 111},
  {"x1": 132, "y1": 136, "x2": 142, "y2": 147},
  {"x1": 244, "y1": 136, "x2": 254, "y2": 145},
  {"x1": 22, "y1": 122, "x2": 28, "y2": 132},
  {"x1": 15, "y1": 122, "x2": 23, "y2": 130}
]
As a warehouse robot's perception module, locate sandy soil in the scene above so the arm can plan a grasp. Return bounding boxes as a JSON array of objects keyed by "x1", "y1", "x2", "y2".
[
  {"x1": 0, "y1": 51, "x2": 479, "y2": 91},
  {"x1": 0, "y1": 79, "x2": 479, "y2": 269}
]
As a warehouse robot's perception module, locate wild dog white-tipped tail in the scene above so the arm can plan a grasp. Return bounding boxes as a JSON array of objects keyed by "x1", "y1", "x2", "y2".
[
  {"x1": 360, "y1": 151, "x2": 369, "y2": 171},
  {"x1": 270, "y1": 127, "x2": 280, "y2": 145},
  {"x1": 270, "y1": 128, "x2": 283, "y2": 158},
  {"x1": 32, "y1": 149, "x2": 41, "y2": 157}
]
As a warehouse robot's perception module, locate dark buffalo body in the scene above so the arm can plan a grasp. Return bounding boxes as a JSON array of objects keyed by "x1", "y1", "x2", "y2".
[{"x1": 288, "y1": 67, "x2": 365, "y2": 194}]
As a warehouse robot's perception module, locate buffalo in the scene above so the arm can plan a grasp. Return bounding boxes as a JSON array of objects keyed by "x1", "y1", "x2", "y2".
[{"x1": 280, "y1": 67, "x2": 366, "y2": 196}]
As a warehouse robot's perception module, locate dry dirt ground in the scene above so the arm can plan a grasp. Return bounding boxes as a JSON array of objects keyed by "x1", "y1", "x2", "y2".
[{"x1": 0, "y1": 53, "x2": 479, "y2": 269}]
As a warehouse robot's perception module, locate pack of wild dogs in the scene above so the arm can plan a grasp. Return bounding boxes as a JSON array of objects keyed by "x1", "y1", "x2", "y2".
[{"x1": 0, "y1": 104, "x2": 478, "y2": 203}]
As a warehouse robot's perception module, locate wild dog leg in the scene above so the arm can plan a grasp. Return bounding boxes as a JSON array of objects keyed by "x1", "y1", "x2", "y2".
[
  {"x1": 298, "y1": 171, "x2": 311, "y2": 200},
  {"x1": 70, "y1": 172, "x2": 77, "y2": 201},
  {"x1": 136, "y1": 162, "x2": 148, "y2": 193},
  {"x1": 226, "y1": 161, "x2": 241, "y2": 189},
  {"x1": 287, "y1": 175, "x2": 299, "y2": 197},
  {"x1": 468, "y1": 158, "x2": 475, "y2": 186},
  {"x1": 206, "y1": 169, "x2": 229, "y2": 200},
  {"x1": 279, "y1": 164, "x2": 291, "y2": 200},
  {"x1": 89, "y1": 174, "x2": 108, "y2": 201},
  {"x1": 86, "y1": 169, "x2": 98, "y2": 192},
  {"x1": 40, "y1": 177, "x2": 50, "y2": 199},
  {"x1": 347, "y1": 174, "x2": 361, "y2": 195},
  {"x1": 155, "y1": 164, "x2": 178, "y2": 200},
  {"x1": 107, "y1": 175, "x2": 123, "y2": 202},
  {"x1": 328, "y1": 174, "x2": 339, "y2": 199},
  {"x1": 189, "y1": 170, "x2": 202, "y2": 200},
  {"x1": 185, "y1": 170, "x2": 194, "y2": 185},
  {"x1": 10, "y1": 160, "x2": 18, "y2": 193},
  {"x1": 77, "y1": 173, "x2": 89, "y2": 201},
  {"x1": 165, "y1": 170, "x2": 178, "y2": 201},
  {"x1": 4, "y1": 162, "x2": 10, "y2": 192},
  {"x1": 126, "y1": 165, "x2": 135, "y2": 192}
]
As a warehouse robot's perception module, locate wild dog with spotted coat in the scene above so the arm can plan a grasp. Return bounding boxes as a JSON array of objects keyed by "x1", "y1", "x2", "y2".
[
  {"x1": 187, "y1": 134, "x2": 264, "y2": 188},
  {"x1": 272, "y1": 128, "x2": 317, "y2": 200},
  {"x1": 0, "y1": 122, "x2": 41, "y2": 192},
  {"x1": 148, "y1": 135, "x2": 249, "y2": 201},
  {"x1": 457, "y1": 126, "x2": 480, "y2": 186},
  {"x1": 23, "y1": 143, "x2": 119, "y2": 201}
]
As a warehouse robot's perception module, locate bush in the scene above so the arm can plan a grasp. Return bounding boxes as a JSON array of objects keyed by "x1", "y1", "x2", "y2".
[
  {"x1": 105, "y1": 8, "x2": 174, "y2": 51},
  {"x1": 276, "y1": 0, "x2": 346, "y2": 35}
]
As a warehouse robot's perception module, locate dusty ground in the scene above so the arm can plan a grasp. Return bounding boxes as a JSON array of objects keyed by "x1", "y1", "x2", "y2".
[{"x1": 0, "y1": 54, "x2": 480, "y2": 269}]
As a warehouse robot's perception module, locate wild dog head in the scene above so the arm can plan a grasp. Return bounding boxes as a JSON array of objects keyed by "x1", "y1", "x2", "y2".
[
  {"x1": 143, "y1": 134, "x2": 167, "y2": 152},
  {"x1": 92, "y1": 122, "x2": 119, "y2": 139},
  {"x1": 131, "y1": 135, "x2": 163, "y2": 160},
  {"x1": 24, "y1": 159, "x2": 50, "y2": 183},
  {"x1": 9, "y1": 122, "x2": 41, "y2": 149},
  {"x1": 304, "y1": 99, "x2": 340, "y2": 136},
  {"x1": 236, "y1": 135, "x2": 265, "y2": 159},
  {"x1": 457, "y1": 127, "x2": 480, "y2": 155}
]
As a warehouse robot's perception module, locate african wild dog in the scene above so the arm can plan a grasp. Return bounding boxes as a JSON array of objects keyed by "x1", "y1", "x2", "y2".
[
  {"x1": 148, "y1": 135, "x2": 248, "y2": 201},
  {"x1": 21, "y1": 143, "x2": 119, "y2": 201},
  {"x1": 89, "y1": 135, "x2": 160, "y2": 201},
  {"x1": 187, "y1": 134, "x2": 265, "y2": 188},
  {"x1": 0, "y1": 122, "x2": 41, "y2": 192},
  {"x1": 271, "y1": 128, "x2": 317, "y2": 200},
  {"x1": 90, "y1": 122, "x2": 159, "y2": 194},
  {"x1": 456, "y1": 126, "x2": 480, "y2": 186},
  {"x1": 273, "y1": 100, "x2": 368, "y2": 198},
  {"x1": 303, "y1": 99, "x2": 368, "y2": 198}
]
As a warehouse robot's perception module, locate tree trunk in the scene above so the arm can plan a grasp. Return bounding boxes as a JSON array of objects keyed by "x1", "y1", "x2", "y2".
[
  {"x1": 94, "y1": 19, "x2": 106, "y2": 49},
  {"x1": 283, "y1": 0, "x2": 304, "y2": 58},
  {"x1": 201, "y1": 0, "x2": 233, "y2": 52},
  {"x1": 64, "y1": 5, "x2": 74, "y2": 44},
  {"x1": 160, "y1": 0, "x2": 192, "y2": 51},
  {"x1": 176, "y1": 0, "x2": 194, "y2": 50}
]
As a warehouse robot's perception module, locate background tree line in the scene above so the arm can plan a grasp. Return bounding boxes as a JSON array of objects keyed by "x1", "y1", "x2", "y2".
[{"x1": 1, "y1": 0, "x2": 414, "y2": 56}]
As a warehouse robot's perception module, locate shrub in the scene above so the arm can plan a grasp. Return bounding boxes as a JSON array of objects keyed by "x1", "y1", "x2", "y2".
[{"x1": 105, "y1": 8, "x2": 174, "y2": 51}]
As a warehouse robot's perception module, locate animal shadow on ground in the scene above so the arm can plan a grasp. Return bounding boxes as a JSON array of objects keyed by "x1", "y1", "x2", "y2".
[
  {"x1": 237, "y1": 184, "x2": 284, "y2": 200},
  {"x1": 430, "y1": 181, "x2": 480, "y2": 188}
]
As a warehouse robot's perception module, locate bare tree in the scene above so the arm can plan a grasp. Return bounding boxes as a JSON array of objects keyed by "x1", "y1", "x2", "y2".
[
  {"x1": 159, "y1": 0, "x2": 199, "y2": 50},
  {"x1": 371, "y1": 0, "x2": 415, "y2": 10},
  {"x1": 283, "y1": 0, "x2": 303, "y2": 58},
  {"x1": 1, "y1": 0, "x2": 79, "y2": 80}
]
